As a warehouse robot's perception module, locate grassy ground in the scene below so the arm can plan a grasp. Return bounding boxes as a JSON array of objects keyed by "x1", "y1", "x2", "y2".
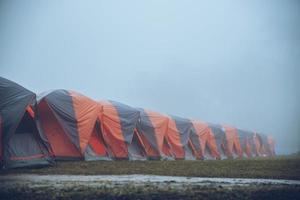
[
  {"x1": 1, "y1": 155, "x2": 300, "y2": 180},
  {"x1": 1, "y1": 156, "x2": 300, "y2": 200}
]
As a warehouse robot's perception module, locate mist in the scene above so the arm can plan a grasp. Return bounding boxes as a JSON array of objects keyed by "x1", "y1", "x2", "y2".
[{"x1": 0, "y1": 0, "x2": 299, "y2": 154}]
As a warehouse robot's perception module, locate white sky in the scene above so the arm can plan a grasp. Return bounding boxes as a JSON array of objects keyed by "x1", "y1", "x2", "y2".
[{"x1": 0, "y1": 0, "x2": 299, "y2": 154}]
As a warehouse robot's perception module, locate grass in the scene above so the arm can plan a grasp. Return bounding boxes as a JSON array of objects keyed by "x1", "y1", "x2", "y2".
[
  {"x1": 1, "y1": 155, "x2": 300, "y2": 180},
  {"x1": 1, "y1": 156, "x2": 300, "y2": 200}
]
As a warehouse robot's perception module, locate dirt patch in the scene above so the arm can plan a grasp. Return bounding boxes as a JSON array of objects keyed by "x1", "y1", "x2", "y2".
[
  {"x1": 1, "y1": 156, "x2": 300, "y2": 199},
  {"x1": 1, "y1": 174, "x2": 300, "y2": 187},
  {"x1": 0, "y1": 175, "x2": 300, "y2": 200}
]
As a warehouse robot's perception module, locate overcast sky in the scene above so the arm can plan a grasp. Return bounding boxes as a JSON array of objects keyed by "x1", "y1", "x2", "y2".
[{"x1": 0, "y1": 0, "x2": 299, "y2": 154}]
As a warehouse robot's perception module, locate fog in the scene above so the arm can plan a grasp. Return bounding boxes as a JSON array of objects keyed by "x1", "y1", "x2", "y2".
[{"x1": 0, "y1": 0, "x2": 299, "y2": 154}]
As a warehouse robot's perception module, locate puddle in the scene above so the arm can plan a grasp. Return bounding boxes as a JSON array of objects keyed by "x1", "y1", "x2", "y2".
[{"x1": 1, "y1": 174, "x2": 300, "y2": 189}]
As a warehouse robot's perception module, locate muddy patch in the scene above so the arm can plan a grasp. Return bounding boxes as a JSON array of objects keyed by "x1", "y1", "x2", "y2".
[
  {"x1": 1, "y1": 174, "x2": 300, "y2": 200},
  {"x1": 1, "y1": 174, "x2": 300, "y2": 188}
]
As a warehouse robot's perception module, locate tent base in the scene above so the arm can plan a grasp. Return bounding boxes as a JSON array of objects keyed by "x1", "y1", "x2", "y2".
[
  {"x1": 3, "y1": 157, "x2": 53, "y2": 169},
  {"x1": 54, "y1": 156, "x2": 83, "y2": 161}
]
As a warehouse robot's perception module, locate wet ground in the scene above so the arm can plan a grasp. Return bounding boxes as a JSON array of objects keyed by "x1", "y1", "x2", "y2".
[
  {"x1": 1, "y1": 174, "x2": 300, "y2": 200},
  {"x1": 2, "y1": 174, "x2": 300, "y2": 186},
  {"x1": 1, "y1": 157, "x2": 300, "y2": 199}
]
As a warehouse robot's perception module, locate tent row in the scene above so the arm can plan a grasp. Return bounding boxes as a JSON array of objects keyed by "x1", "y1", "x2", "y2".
[{"x1": 0, "y1": 77, "x2": 275, "y2": 169}]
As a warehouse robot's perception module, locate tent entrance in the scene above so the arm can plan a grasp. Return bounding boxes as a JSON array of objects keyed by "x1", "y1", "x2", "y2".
[
  {"x1": 138, "y1": 132, "x2": 160, "y2": 159},
  {"x1": 128, "y1": 131, "x2": 146, "y2": 160},
  {"x1": 85, "y1": 121, "x2": 110, "y2": 161},
  {"x1": 232, "y1": 141, "x2": 241, "y2": 158},
  {"x1": 203, "y1": 142, "x2": 214, "y2": 159},
  {"x1": 184, "y1": 141, "x2": 196, "y2": 160},
  {"x1": 161, "y1": 138, "x2": 174, "y2": 160},
  {"x1": 7, "y1": 111, "x2": 46, "y2": 162},
  {"x1": 39, "y1": 100, "x2": 81, "y2": 160}
]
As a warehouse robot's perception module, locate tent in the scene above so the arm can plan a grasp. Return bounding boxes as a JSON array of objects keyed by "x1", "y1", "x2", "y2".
[
  {"x1": 258, "y1": 133, "x2": 273, "y2": 157},
  {"x1": 98, "y1": 100, "x2": 146, "y2": 160},
  {"x1": 166, "y1": 116, "x2": 197, "y2": 160},
  {"x1": 268, "y1": 136, "x2": 276, "y2": 156},
  {"x1": 37, "y1": 90, "x2": 109, "y2": 161},
  {"x1": 0, "y1": 77, "x2": 277, "y2": 166},
  {"x1": 136, "y1": 109, "x2": 173, "y2": 159},
  {"x1": 237, "y1": 129, "x2": 254, "y2": 158},
  {"x1": 190, "y1": 120, "x2": 220, "y2": 159},
  {"x1": 207, "y1": 123, "x2": 229, "y2": 159},
  {"x1": 250, "y1": 132, "x2": 263, "y2": 157},
  {"x1": 222, "y1": 125, "x2": 243, "y2": 158},
  {"x1": 0, "y1": 77, "x2": 53, "y2": 168}
]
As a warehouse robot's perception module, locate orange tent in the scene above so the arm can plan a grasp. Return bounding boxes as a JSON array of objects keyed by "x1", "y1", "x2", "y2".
[
  {"x1": 137, "y1": 109, "x2": 173, "y2": 159},
  {"x1": 207, "y1": 123, "x2": 228, "y2": 159},
  {"x1": 251, "y1": 132, "x2": 263, "y2": 157},
  {"x1": 190, "y1": 120, "x2": 220, "y2": 159},
  {"x1": 237, "y1": 129, "x2": 254, "y2": 158},
  {"x1": 98, "y1": 100, "x2": 146, "y2": 160},
  {"x1": 257, "y1": 133, "x2": 274, "y2": 157},
  {"x1": 166, "y1": 116, "x2": 197, "y2": 160},
  {"x1": 0, "y1": 77, "x2": 278, "y2": 168},
  {"x1": 223, "y1": 125, "x2": 243, "y2": 158},
  {"x1": 268, "y1": 136, "x2": 276, "y2": 156},
  {"x1": 38, "y1": 90, "x2": 109, "y2": 161}
]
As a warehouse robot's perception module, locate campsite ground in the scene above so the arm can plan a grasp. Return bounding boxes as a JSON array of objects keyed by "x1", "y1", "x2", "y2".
[{"x1": 1, "y1": 155, "x2": 300, "y2": 200}]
